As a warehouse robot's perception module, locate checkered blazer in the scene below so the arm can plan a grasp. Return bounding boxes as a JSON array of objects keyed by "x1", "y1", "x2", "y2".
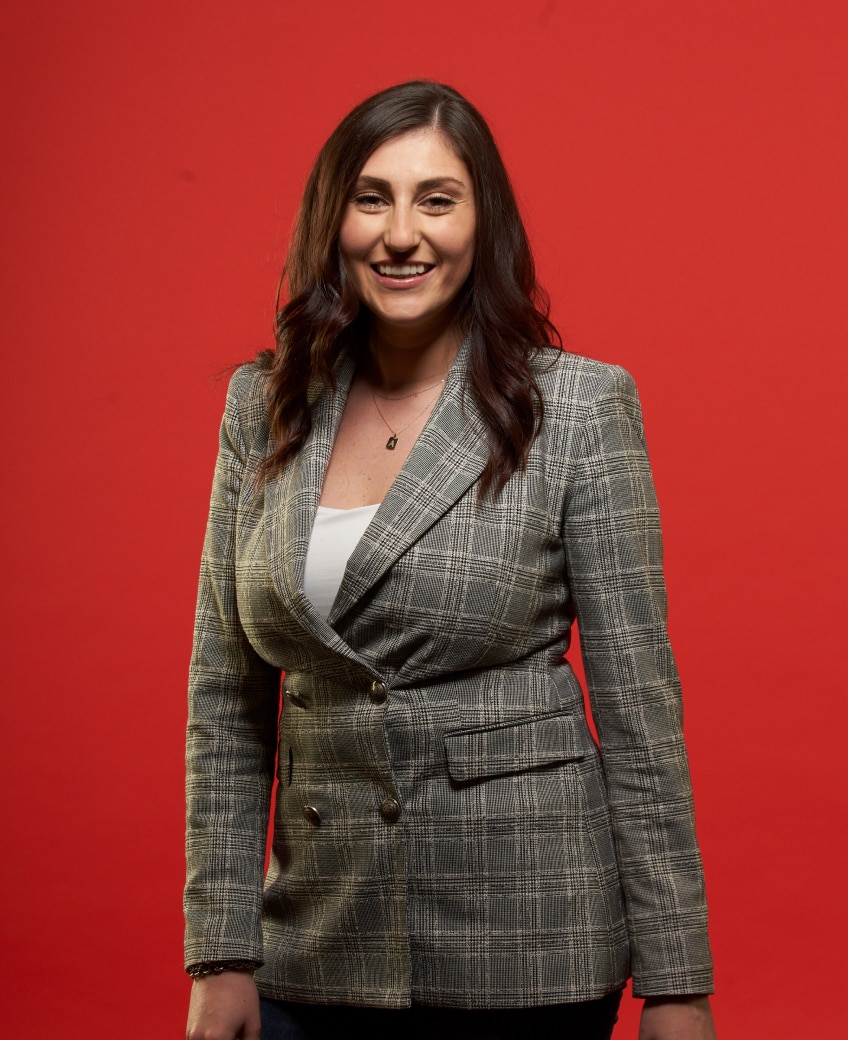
[{"x1": 185, "y1": 343, "x2": 714, "y2": 1008}]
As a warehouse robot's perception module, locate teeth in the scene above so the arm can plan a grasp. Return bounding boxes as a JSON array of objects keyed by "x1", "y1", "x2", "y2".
[{"x1": 376, "y1": 263, "x2": 429, "y2": 277}]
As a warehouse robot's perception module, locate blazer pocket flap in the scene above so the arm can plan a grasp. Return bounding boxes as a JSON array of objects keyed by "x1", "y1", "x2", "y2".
[{"x1": 444, "y1": 711, "x2": 584, "y2": 783}]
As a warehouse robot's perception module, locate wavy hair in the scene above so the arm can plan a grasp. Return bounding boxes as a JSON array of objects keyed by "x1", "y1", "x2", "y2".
[{"x1": 260, "y1": 80, "x2": 561, "y2": 497}]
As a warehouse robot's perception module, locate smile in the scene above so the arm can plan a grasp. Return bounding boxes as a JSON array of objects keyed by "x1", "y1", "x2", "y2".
[{"x1": 372, "y1": 263, "x2": 434, "y2": 278}]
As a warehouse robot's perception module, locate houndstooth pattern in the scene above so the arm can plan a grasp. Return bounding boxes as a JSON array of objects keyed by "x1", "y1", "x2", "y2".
[{"x1": 185, "y1": 343, "x2": 714, "y2": 1007}]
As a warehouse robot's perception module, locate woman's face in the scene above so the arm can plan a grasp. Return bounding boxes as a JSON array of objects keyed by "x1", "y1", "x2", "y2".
[{"x1": 338, "y1": 129, "x2": 476, "y2": 339}]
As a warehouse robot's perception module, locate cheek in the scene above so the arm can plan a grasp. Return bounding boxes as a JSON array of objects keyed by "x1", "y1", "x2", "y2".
[
  {"x1": 338, "y1": 215, "x2": 371, "y2": 261},
  {"x1": 440, "y1": 220, "x2": 475, "y2": 268},
  {"x1": 443, "y1": 238, "x2": 475, "y2": 284}
]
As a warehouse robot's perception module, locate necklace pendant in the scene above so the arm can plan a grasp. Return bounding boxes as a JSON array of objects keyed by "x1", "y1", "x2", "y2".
[{"x1": 385, "y1": 435, "x2": 399, "y2": 450}]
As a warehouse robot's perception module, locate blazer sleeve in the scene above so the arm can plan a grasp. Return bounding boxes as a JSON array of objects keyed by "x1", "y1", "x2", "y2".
[
  {"x1": 561, "y1": 364, "x2": 714, "y2": 996},
  {"x1": 184, "y1": 365, "x2": 281, "y2": 968}
]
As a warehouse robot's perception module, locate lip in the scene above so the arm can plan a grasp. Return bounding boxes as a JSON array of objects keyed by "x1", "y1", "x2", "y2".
[{"x1": 369, "y1": 262, "x2": 435, "y2": 289}]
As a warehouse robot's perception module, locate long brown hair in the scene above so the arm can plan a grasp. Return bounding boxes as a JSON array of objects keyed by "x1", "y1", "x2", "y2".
[{"x1": 261, "y1": 80, "x2": 561, "y2": 497}]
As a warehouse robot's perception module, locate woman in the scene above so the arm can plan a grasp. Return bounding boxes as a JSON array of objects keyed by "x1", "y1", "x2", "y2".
[{"x1": 185, "y1": 81, "x2": 716, "y2": 1040}]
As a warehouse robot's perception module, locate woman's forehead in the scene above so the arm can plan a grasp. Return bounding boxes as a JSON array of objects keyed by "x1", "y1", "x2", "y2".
[{"x1": 356, "y1": 129, "x2": 470, "y2": 184}]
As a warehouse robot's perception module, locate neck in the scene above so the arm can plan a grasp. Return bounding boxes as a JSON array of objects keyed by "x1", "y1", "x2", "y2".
[{"x1": 364, "y1": 319, "x2": 462, "y2": 394}]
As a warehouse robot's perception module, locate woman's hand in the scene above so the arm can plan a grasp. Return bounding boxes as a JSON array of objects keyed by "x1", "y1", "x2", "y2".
[
  {"x1": 186, "y1": 971, "x2": 261, "y2": 1040},
  {"x1": 639, "y1": 995, "x2": 716, "y2": 1040}
]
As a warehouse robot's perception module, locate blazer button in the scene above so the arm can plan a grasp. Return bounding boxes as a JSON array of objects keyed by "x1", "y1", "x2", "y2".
[
  {"x1": 302, "y1": 805, "x2": 322, "y2": 826},
  {"x1": 369, "y1": 680, "x2": 388, "y2": 705},
  {"x1": 379, "y1": 798, "x2": 401, "y2": 824},
  {"x1": 286, "y1": 690, "x2": 306, "y2": 708}
]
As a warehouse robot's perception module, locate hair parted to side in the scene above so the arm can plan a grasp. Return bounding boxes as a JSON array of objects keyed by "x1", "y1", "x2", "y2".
[{"x1": 260, "y1": 80, "x2": 561, "y2": 497}]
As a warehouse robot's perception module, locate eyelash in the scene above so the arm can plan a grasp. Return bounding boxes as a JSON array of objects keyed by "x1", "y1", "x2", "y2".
[
  {"x1": 353, "y1": 193, "x2": 385, "y2": 208},
  {"x1": 352, "y1": 193, "x2": 456, "y2": 211},
  {"x1": 423, "y1": 195, "x2": 456, "y2": 211}
]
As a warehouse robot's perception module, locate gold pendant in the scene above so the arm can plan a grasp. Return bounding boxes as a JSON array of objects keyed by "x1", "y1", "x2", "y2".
[{"x1": 385, "y1": 436, "x2": 398, "y2": 450}]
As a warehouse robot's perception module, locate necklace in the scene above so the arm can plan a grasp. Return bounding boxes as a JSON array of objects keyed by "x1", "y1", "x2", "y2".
[
  {"x1": 371, "y1": 377, "x2": 445, "y2": 402},
  {"x1": 370, "y1": 379, "x2": 445, "y2": 450}
]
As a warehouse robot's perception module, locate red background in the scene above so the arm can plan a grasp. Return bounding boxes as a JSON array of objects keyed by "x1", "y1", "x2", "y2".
[{"x1": 2, "y1": 1, "x2": 845, "y2": 1036}]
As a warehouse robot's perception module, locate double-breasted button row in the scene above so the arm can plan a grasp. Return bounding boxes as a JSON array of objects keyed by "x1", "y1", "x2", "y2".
[
  {"x1": 302, "y1": 800, "x2": 401, "y2": 826},
  {"x1": 369, "y1": 679, "x2": 388, "y2": 705},
  {"x1": 286, "y1": 679, "x2": 387, "y2": 707}
]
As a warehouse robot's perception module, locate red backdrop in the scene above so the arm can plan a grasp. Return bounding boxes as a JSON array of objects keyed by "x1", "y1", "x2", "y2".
[{"x1": 2, "y1": 1, "x2": 845, "y2": 1036}]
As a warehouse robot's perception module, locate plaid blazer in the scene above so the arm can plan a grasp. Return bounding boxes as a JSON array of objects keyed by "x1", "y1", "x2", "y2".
[{"x1": 185, "y1": 344, "x2": 714, "y2": 1008}]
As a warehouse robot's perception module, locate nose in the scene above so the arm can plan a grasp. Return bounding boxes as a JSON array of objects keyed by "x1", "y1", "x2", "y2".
[{"x1": 384, "y1": 204, "x2": 419, "y2": 253}]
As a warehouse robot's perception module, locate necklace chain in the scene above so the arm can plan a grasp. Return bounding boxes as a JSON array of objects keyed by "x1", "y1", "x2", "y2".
[
  {"x1": 370, "y1": 379, "x2": 445, "y2": 450},
  {"x1": 371, "y1": 377, "x2": 445, "y2": 402}
]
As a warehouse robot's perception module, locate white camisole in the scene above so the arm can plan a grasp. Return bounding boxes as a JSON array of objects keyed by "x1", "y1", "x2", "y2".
[{"x1": 303, "y1": 504, "x2": 380, "y2": 619}]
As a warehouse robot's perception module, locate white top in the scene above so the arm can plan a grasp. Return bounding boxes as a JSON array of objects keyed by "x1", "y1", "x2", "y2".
[{"x1": 303, "y1": 503, "x2": 380, "y2": 619}]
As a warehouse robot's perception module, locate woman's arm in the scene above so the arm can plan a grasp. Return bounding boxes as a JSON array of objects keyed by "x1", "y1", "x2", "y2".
[
  {"x1": 640, "y1": 995, "x2": 717, "y2": 1040},
  {"x1": 185, "y1": 367, "x2": 281, "y2": 970},
  {"x1": 561, "y1": 363, "x2": 714, "y2": 999}
]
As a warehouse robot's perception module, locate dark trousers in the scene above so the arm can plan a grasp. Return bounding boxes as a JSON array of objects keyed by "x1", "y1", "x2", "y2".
[{"x1": 259, "y1": 990, "x2": 622, "y2": 1040}]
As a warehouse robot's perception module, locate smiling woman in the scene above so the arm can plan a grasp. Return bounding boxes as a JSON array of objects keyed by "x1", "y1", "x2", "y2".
[
  {"x1": 256, "y1": 81, "x2": 558, "y2": 505},
  {"x1": 338, "y1": 130, "x2": 476, "y2": 345},
  {"x1": 184, "y1": 81, "x2": 716, "y2": 1040},
  {"x1": 320, "y1": 129, "x2": 477, "y2": 495}
]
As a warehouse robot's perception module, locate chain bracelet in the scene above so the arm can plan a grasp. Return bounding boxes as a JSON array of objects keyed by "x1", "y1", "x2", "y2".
[{"x1": 186, "y1": 959, "x2": 258, "y2": 980}]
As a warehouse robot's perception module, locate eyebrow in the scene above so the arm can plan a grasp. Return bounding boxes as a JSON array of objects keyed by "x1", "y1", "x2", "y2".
[{"x1": 354, "y1": 175, "x2": 468, "y2": 193}]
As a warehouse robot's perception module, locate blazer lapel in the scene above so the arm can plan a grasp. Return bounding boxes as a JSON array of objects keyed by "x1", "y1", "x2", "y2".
[
  {"x1": 264, "y1": 351, "x2": 358, "y2": 647},
  {"x1": 328, "y1": 346, "x2": 488, "y2": 627}
]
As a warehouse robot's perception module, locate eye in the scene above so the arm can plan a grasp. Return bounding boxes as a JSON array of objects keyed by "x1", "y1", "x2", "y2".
[
  {"x1": 352, "y1": 192, "x2": 387, "y2": 209},
  {"x1": 421, "y1": 194, "x2": 457, "y2": 212}
]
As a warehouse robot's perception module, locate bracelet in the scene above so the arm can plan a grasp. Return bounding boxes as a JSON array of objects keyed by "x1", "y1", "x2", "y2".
[{"x1": 186, "y1": 959, "x2": 258, "y2": 979}]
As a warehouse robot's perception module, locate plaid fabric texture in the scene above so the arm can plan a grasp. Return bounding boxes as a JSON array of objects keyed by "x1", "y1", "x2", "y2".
[{"x1": 185, "y1": 344, "x2": 714, "y2": 1007}]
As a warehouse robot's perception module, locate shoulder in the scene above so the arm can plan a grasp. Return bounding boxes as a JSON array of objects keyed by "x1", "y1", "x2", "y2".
[
  {"x1": 532, "y1": 348, "x2": 641, "y2": 417},
  {"x1": 530, "y1": 351, "x2": 650, "y2": 484},
  {"x1": 221, "y1": 362, "x2": 271, "y2": 455},
  {"x1": 226, "y1": 361, "x2": 268, "y2": 411}
]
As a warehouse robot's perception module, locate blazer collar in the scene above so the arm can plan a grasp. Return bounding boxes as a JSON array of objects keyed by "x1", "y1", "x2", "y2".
[{"x1": 265, "y1": 337, "x2": 488, "y2": 643}]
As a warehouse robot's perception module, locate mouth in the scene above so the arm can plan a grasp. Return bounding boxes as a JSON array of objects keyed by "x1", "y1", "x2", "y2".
[{"x1": 371, "y1": 262, "x2": 435, "y2": 280}]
